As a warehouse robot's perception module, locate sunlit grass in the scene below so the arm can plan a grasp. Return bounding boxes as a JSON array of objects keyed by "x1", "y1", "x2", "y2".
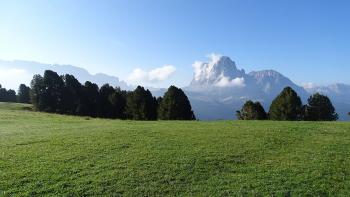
[{"x1": 1, "y1": 103, "x2": 350, "y2": 196}]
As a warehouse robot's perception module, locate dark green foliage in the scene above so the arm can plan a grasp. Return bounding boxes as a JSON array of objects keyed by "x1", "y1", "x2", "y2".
[
  {"x1": 236, "y1": 100, "x2": 267, "y2": 120},
  {"x1": 76, "y1": 81, "x2": 99, "y2": 117},
  {"x1": 61, "y1": 74, "x2": 82, "y2": 114},
  {"x1": 156, "y1": 97, "x2": 163, "y2": 113},
  {"x1": 158, "y1": 86, "x2": 195, "y2": 120},
  {"x1": 17, "y1": 84, "x2": 31, "y2": 103},
  {"x1": 40, "y1": 70, "x2": 65, "y2": 112},
  {"x1": 30, "y1": 74, "x2": 45, "y2": 110},
  {"x1": 98, "y1": 84, "x2": 117, "y2": 118},
  {"x1": 0, "y1": 84, "x2": 17, "y2": 102},
  {"x1": 269, "y1": 87, "x2": 303, "y2": 121},
  {"x1": 126, "y1": 86, "x2": 157, "y2": 120},
  {"x1": 304, "y1": 93, "x2": 338, "y2": 121},
  {"x1": 29, "y1": 70, "x2": 129, "y2": 119},
  {"x1": 27, "y1": 70, "x2": 195, "y2": 121},
  {"x1": 156, "y1": 97, "x2": 163, "y2": 106},
  {"x1": 109, "y1": 87, "x2": 127, "y2": 119}
]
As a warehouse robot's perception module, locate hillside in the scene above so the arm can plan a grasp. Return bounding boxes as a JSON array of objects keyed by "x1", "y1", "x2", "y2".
[{"x1": 1, "y1": 103, "x2": 350, "y2": 195}]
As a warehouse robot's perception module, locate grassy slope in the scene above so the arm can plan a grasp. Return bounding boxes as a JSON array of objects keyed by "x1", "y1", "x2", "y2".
[{"x1": 0, "y1": 103, "x2": 350, "y2": 196}]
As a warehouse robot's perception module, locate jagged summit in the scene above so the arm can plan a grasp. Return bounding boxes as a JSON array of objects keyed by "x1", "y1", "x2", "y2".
[
  {"x1": 249, "y1": 70, "x2": 284, "y2": 79},
  {"x1": 190, "y1": 55, "x2": 246, "y2": 87},
  {"x1": 213, "y1": 56, "x2": 238, "y2": 70},
  {"x1": 184, "y1": 55, "x2": 313, "y2": 119},
  {"x1": 248, "y1": 70, "x2": 293, "y2": 85},
  {"x1": 188, "y1": 55, "x2": 301, "y2": 91}
]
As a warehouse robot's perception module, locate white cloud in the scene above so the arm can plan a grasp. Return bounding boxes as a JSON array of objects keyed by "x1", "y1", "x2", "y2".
[
  {"x1": 128, "y1": 65, "x2": 176, "y2": 83},
  {"x1": 302, "y1": 82, "x2": 317, "y2": 89},
  {"x1": 192, "y1": 53, "x2": 223, "y2": 81},
  {"x1": 215, "y1": 76, "x2": 246, "y2": 88},
  {"x1": 207, "y1": 53, "x2": 222, "y2": 63},
  {"x1": 192, "y1": 61, "x2": 205, "y2": 81},
  {"x1": 148, "y1": 65, "x2": 176, "y2": 81},
  {"x1": 0, "y1": 68, "x2": 32, "y2": 90}
]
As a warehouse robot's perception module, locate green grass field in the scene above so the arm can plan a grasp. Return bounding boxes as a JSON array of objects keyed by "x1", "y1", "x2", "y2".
[{"x1": 1, "y1": 103, "x2": 350, "y2": 196}]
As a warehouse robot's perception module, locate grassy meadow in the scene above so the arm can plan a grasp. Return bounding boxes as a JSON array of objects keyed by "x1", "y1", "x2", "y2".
[{"x1": 1, "y1": 102, "x2": 350, "y2": 196}]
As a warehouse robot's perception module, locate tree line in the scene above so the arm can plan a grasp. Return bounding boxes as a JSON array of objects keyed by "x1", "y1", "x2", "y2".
[
  {"x1": 27, "y1": 70, "x2": 195, "y2": 120},
  {"x1": 0, "y1": 73, "x2": 347, "y2": 121},
  {"x1": 236, "y1": 87, "x2": 339, "y2": 121},
  {"x1": 0, "y1": 84, "x2": 31, "y2": 103}
]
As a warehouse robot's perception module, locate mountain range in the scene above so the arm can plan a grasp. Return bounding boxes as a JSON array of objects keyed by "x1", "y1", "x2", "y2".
[
  {"x1": 0, "y1": 60, "x2": 129, "y2": 90},
  {"x1": 0, "y1": 57, "x2": 349, "y2": 120},
  {"x1": 183, "y1": 56, "x2": 349, "y2": 120}
]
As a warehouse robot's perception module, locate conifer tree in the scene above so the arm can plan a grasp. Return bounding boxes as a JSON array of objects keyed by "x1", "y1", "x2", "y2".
[
  {"x1": 109, "y1": 87, "x2": 127, "y2": 119},
  {"x1": 18, "y1": 84, "x2": 31, "y2": 103},
  {"x1": 0, "y1": 85, "x2": 17, "y2": 103},
  {"x1": 304, "y1": 93, "x2": 338, "y2": 121},
  {"x1": 158, "y1": 86, "x2": 195, "y2": 120},
  {"x1": 98, "y1": 84, "x2": 116, "y2": 118},
  {"x1": 40, "y1": 70, "x2": 65, "y2": 112},
  {"x1": 236, "y1": 100, "x2": 267, "y2": 120},
  {"x1": 269, "y1": 87, "x2": 303, "y2": 120},
  {"x1": 61, "y1": 74, "x2": 82, "y2": 114},
  {"x1": 30, "y1": 74, "x2": 45, "y2": 110},
  {"x1": 126, "y1": 86, "x2": 157, "y2": 120},
  {"x1": 76, "y1": 81, "x2": 99, "y2": 117}
]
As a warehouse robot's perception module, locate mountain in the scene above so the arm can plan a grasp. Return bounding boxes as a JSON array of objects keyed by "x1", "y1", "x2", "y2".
[
  {"x1": 184, "y1": 56, "x2": 312, "y2": 120},
  {"x1": 1, "y1": 57, "x2": 349, "y2": 120},
  {"x1": 0, "y1": 60, "x2": 130, "y2": 90},
  {"x1": 190, "y1": 56, "x2": 246, "y2": 88}
]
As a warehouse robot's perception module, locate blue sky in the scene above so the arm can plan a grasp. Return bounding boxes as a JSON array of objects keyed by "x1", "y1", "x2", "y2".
[{"x1": 1, "y1": 0, "x2": 350, "y2": 87}]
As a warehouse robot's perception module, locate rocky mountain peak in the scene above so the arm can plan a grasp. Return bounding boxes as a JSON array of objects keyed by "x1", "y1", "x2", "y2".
[{"x1": 190, "y1": 55, "x2": 246, "y2": 87}]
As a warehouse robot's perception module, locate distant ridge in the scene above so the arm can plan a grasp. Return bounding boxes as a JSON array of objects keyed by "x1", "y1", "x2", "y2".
[{"x1": 0, "y1": 60, "x2": 130, "y2": 90}]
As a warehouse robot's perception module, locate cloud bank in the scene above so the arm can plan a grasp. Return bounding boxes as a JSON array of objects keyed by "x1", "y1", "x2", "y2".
[
  {"x1": 192, "y1": 53, "x2": 223, "y2": 81},
  {"x1": 215, "y1": 76, "x2": 246, "y2": 87},
  {"x1": 128, "y1": 65, "x2": 176, "y2": 83}
]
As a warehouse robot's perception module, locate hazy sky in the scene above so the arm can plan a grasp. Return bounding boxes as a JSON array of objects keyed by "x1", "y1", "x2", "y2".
[{"x1": 1, "y1": 0, "x2": 350, "y2": 87}]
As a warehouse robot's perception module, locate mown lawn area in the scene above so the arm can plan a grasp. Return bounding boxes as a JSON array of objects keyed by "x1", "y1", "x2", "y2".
[{"x1": 0, "y1": 103, "x2": 350, "y2": 196}]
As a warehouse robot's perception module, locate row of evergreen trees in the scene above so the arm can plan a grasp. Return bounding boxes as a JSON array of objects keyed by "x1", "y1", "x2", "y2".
[
  {"x1": 0, "y1": 84, "x2": 31, "y2": 103},
  {"x1": 29, "y1": 70, "x2": 195, "y2": 120},
  {"x1": 236, "y1": 87, "x2": 338, "y2": 121},
  {"x1": 0, "y1": 85, "x2": 16, "y2": 102}
]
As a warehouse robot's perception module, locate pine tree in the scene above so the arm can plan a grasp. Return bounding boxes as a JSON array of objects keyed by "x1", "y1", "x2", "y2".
[
  {"x1": 39, "y1": 70, "x2": 65, "y2": 112},
  {"x1": 158, "y1": 86, "x2": 195, "y2": 120},
  {"x1": 0, "y1": 85, "x2": 17, "y2": 103},
  {"x1": 18, "y1": 84, "x2": 31, "y2": 103},
  {"x1": 97, "y1": 84, "x2": 116, "y2": 118},
  {"x1": 236, "y1": 100, "x2": 267, "y2": 120},
  {"x1": 30, "y1": 74, "x2": 45, "y2": 110},
  {"x1": 61, "y1": 74, "x2": 82, "y2": 114},
  {"x1": 76, "y1": 81, "x2": 99, "y2": 117},
  {"x1": 109, "y1": 87, "x2": 127, "y2": 119},
  {"x1": 269, "y1": 87, "x2": 303, "y2": 121},
  {"x1": 304, "y1": 93, "x2": 338, "y2": 121},
  {"x1": 126, "y1": 86, "x2": 157, "y2": 120}
]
